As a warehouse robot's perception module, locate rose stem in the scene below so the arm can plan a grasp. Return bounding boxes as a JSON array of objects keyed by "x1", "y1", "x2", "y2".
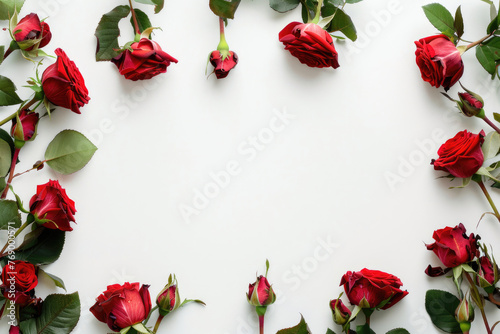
[
  {"x1": 464, "y1": 272, "x2": 493, "y2": 334},
  {"x1": 152, "y1": 314, "x2": 164, "y2": 333},
  {"x1": 477, "y1": 180, "x2": 500, "y2": 222},
  {"x1": 0, "y1": 218, "x2": 31, "y2": 258},
  {"x1": 0, "y1": 98, "x2": 38, "y2": 126},
  {"x1": 1, "y1": 148, "x2": 20, "y2": 199},
  {"x1": 0, "y1": 110, "x2": 18, "y2": 127},
  {"x1": 311, "y1": 0, "x2": 324, "y2": 24},
  {"x1": 217, "y1": 17, "x2": 229, "y2": 53},
  {"x1": 365, "y1": 315, "x2": 371, "y2": 326},
  {"x1": 3, "y1": 47, "x2": 13, "y2": 60},
  {"x1": 488, "y1": 293, "x2": 500, "y2": 306},
  {"x1": 259, "y1": 315, "x2": 265, "y2": 334},
  {"x1": 128, "y1": 0, "x2": 141, "y2": 35},
  {"x1": 465, "y1": 31, "x2": 496, "y2": 52},
  {"x1": 482, "y1": 115, "x2": 500, "y2": 135}
]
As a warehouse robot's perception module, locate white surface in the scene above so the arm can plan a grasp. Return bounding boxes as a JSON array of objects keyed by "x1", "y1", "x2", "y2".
[{"x1": 1, "y1": 0, "x2": 500, "y2": 333}]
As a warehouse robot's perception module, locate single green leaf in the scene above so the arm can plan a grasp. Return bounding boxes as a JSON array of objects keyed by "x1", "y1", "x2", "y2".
[
  {"x1": 134, "y1": 0, "x2": 164, "y2": 14},
  {"x1": 210, "y1": 0, "x2": 241, "y2": 19},
  {"x1": 0, "y1": 200, "x2": 21, "y2": 229},
  {"x1": 476, "y1": 36, "x2": 500, "y2": 75},
  {"x1": 130, "y1": 8, "x2": 152, "y2": 34},
  {"x1": 38, "y1": 268, "x2": 66, "y2": 291},
  {"x1": 45, "y1": 130, "x2": 97, "y2": 175},
  {"x1": 95, "y1": 5, "x2": 131, "y2": 62},
  {"x1": 0, "y1": 0, "x2": 25, "y2": 20},
  {"x1": 325, "y1": 8, "x2": 357, "y2": 41},
  {"x1": 356, "y1": 324, "x2": 376, "y2": 334},
  {"x1": 0, "y1": 45, "x2": 4, "y2": 65},
  {"x1": 325, "y1": 0, "x2": 344, "y2": 6},
  {"x1": 326, "y1": 329, "x2": 337, "y2": 334},
  {"x1": 345, "y1": 0, "x2": 362, "y2": 3},
  {"x1": 0, "y1": 138, "x2": 11, "y2": 177},
  {"x1": 422, "y1": 3, "x2": 455, "y2": 37},
  {"x1": 0, "y1": 129, "x2": 15, "y2": 160},
  {"x1": 425, "y1": 290, "x2": 461, "y2": 333},
  {"x1": 13, "y1": 227, "x2": 65, "y2": 265},
  {"x1": 27, "y1": 292, "x2": 80, "y2": 334},
  {"x1": 269, "y1": 0, "x2": 300, "y2": 13},
  {"x1": 276, "y1": 315, "x2": 312, "y2": 334},
  {"x1": 482, "y1": 131, "x2": 500, "y2": 160},
  {"x1": 487, "y1": 2, "x2": 500, "y2": 34},
  {"x1": 0, "y1": 75, "x2": 23, "y2": 106},
  {"x1": 494, "y1": 112, "x2": 500, "y2": 123},
  {"x1": 454, "y1": 6, "x2": 464, "y2": 39},
  {"x1": 386, "y1": 329, "x2": 411, "y2": 334}
]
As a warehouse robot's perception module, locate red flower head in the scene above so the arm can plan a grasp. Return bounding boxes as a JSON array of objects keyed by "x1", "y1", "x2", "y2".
[
  {"x1": 42, "y1": 48, "x2": 90, "y2": 114},
  {"x1": 13, "y1": 13, "x2": 51, "y2": 51},
  {"x1": 1, "y1": 260, "x2": 38, "y2": 306},
  {"x1": 247, "y1": 275, "x2": 276, "y2": 307},
  {"x1": 209, "y1": 50, "x2": 238, "y2": 79},
  {"x1": 156, "y1": 276, "x2": 181, "y2": 316},
  {"x1": 111, "y1": 38, "x2": 178, "y2": 81},
  {"x1": 11, "y1": 109, "x2": 39, "y2": 143},
  {"x1": 90, "y1": 282, "x2": 152, "y2": 332},
  {"x1": 415, "y1": 34, "x2": 464, "y2": 91},
  {"x1": 279, "y1": 22, "x2": 339, "y2": 69},
  {"x1": 330, "y1": 299, "x2": 351, "y2": 325},
  {"x1": 29, "y1": 180, "x2": 77, "y2": 232}
]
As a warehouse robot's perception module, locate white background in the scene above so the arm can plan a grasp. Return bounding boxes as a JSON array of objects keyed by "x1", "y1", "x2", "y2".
[{"x1": 1, "y1": 0, "x2": 500, "y2": 333}]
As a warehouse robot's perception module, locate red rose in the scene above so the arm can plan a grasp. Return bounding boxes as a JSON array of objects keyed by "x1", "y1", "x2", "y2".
[
  {"x1": 111, "y1": 38, "x2": 178, "y2": 81},
  {"x1": 247, "y1": 276, "x2": 276, "y2": 307},
  {"x1": 477, "y1": 256, "x2": 498, "y2": 288},
  {"x1": 13, "y1": 13, "x2": 51, "y2": 51},
  {"x1": 1, "y1": 260, "x2": 38, "y2": 306},
  {"x1": 11, "y1": 109, "x2": 39, "y2": 142},
  {"x1": 425, "y1": 223, "x2": 479, "y2": 276},
  {"x1": 279, "y1": 22, "x2": 339, "y2": 69},
  {"x1": 340, "y1": 268, "x2": 408, "y2": 310},
  {"x1": 415, "y1": 35, "x2": 464, "y2": 90},
  {"x1": 330, "y1": 299, "x2": 351, "y2": 325},
  {"x1": 90, "y1": 282, "x2": 152, "y2": 332},
  {"x1": 41, "y1": 48, "x2": 90, "y2": 114},
  {"x1": 29, "y1": 180, "x2": 76, "y2": 232},
  {"x1": 432, "y1": 130, "x2": 485, "y2": 178},
  {"x1": 210, "y1": 50, "x2": 238, "y2": 79}
]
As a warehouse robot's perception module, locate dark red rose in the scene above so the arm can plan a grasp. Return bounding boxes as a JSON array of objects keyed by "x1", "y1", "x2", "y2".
[
  {"x1": 459, "y1": 93, "x2": 483, "y2": 109},
  {"x1": 1, "y1": 260, "x2": 38, "y2": 306},
  {"x1": 425, "y1": 223, "x2": 479, "y2": 275},
  {"x1": 340, "y1": 268, "x2": 408, "y2": 310},
  {"x1": 247, "y1": 276, "x2": 276, "y2": 307},
  {"x1": 279, "y1": 22, "x2": 339, "y2": 69},
  {"x1": 41, "y1": 48, "x2": 90, "y2": 114},
  {"x1": 90, "y1": 282, "x2": 152, "y2": 332},
  {"x1": 13, "y1": 13, "x2": 51, "y2": 51},
  {"x1": 210, "y1": 50, "x2": 238, "y2": 79},
  {"x1": 431, "y1": 130, "x2": 485, "y2": 178},
  {"x1": 330, "y1": 299, "x2": 351, "y2": 325},
  {"x1": 477, "y1": 256, "x2": 498, "y2": 288},
  {"x1": 111, "y1": 38, "x2": 178, "y2": 81},
  {"x1": 29, "y1": 180, "x2": 76, "y2": 232},
  {"x1": 415, "y1": 34, "x2": 464, "y2": 90},
  {"x1": 11, "y1": 109, "x2": 39, "y2": 142}
]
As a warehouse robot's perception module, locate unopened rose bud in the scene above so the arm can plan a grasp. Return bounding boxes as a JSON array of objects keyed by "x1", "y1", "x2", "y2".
[
  {"x1": 330, "y1": 299, "x2": 351, "y2": 325},
  {"x1": 477, "y1": 255, "x2": 499, "y2": 294},
  {"x1": 247, "y1": 275, "x2": 276, "y2": 307},
  {"x1": 455, "y1": 298, "x2": 474, "y2": 332},
  {"x1": 11, "y1": 109, "x2": 39, "y2": 145},
  {"x1": 156, "y1": 275, "x2": 181, "y2": 316},
  {"x1": 13, "y1": 13, "x2": 51, "y2": 51},
  {"x1": 209, "y1": 50, "x2": 238, "y2": 79},
  {"x1": 458, "y1": 92, "x2": 484, "y2": 117}
]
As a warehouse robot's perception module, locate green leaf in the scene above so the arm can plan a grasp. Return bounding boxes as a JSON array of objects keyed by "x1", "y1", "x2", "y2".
[
  {"x1": 326, "y1": 329, "x2": 337, "y2": 334},
  {"x1": 487, "y1": 3, "x2": 500, "y2": 34},
  {"x1": 0, "y1": 128, "x2": 15, "y2": 160},
  {"x1": 95, "y1": 5, "x2": 131, "y2": 62},
  {"x1": 482, "y1": 131, "x2": 500, "y2": 160},
  {"x1": 0, "y1": 200, "x2": 21, "y2": 229},
  {"x1": 0, "y1": 0, "x2": 25, "y2": 20},
  {"x1": 356, "y1": 324, "x2": 376, "y2": 334},
  {"x1": 425, "y1": 290, "x2": 461, "y2": 333},
  {"x1": 276, "y1": 315, "x2": 312, "y2": 334},
  {"x1": 134, "y1": 0, "x2": 164, "y2": 14},
  {"x1": 0, "y1": 138, "x2": 12, "y2": 177},
  {"x1": 0, "y1": 75, "x2": 23, "y2": 106},
  {"x1": 454, "y1": 6, "x2": 464, "y2": 39},
  {"x1": 45, "y1": 130, "x2": 97, "y2": 174},
  {"x1": 13, "y1": 227, "x2": 65, "y2": 265},
  {"x1": 209, "y1": 0, "x2": 241, "y2": 19},
  {"x1": 345, "y1": 0, "x2": 362, "y2": 3},
  {"x1": 476, "y1": 36, "x2": 500, "y2": 75},
  {"x1": 494, "y1": 112, "x2": 500, "y2": 123},
  {"x1": 0, "y1": 45, "x2": 4, "y2": 65},
  {"x1": 19, "y1": 292, "x2": 80, "y2": 334},
  {"x1": 269, "y1": 0, "x2": 300, "y2": 13},
  {"x1": 300, "y1": 0, "x2": 317, "y2": 23},
  {"x1": 422, "y1": 3, "x2": 455, "y2": 37},
  {"x1": 324, "y1": 7, "x2": 357, "y2": 41},
  {"x1": 386, "y1": 329, "x2": 411, "y2": 334},
  {"x1": 131, "y1": 8, "x2": 152, "y2": 34},
  {"x1": 38, "y1": 268, "x2": 66, "y2": 291}
]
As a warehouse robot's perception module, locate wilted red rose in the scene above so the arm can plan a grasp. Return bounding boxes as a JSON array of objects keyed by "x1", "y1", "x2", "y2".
[
  {"x1": 29, "y1": 180, "x2": 76, "y2": 232},
  {"x1": 41, "y1": 48, "x2": 90, "y2": 114},
  {"x1": 11, "y1": 109, "x2": 39, "y2": 142},
  {"x1": 340, "y1": 268, "x2": 408, "y2": 310},
  {"x1": 13, "y1": 13, "x2": 51, "y2": 51},
  {"x1": 330, "y1": 299, "x2": 351, "y2": 325},
  {"x1": 210, "y1": 50, "x2": 238, "y2": 79},
  {"x1": 279, "y1": 22, "x2": 339, "y2": 69},
  {"x1": 1, "y1": 260, "x2": 38, "y2": 306},
  {"x1": 247, "y1": 275, "x2": 276, "y2": 307},
  {"x1": 90, "y1": 282, "x2": 151, "y2": 332},
  {"x1": 432, "y1": 130, "x2": 485, "y2": 178},
  {"x1": 415, "y1": 34, "x2": 464, "y2": 90},
  {"x1": 111, "y1": 38, "x2": 178, "y2": 81},
  {"x1": 425, "y1": 223, "x2": 479, "y2": 277}
]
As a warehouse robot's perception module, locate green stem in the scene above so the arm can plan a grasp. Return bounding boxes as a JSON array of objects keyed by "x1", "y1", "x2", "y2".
[
  {"x1": 217, "y1": 17, "x2": 229, "y2": 52},
  {"x1": 152, "y1": 314, "x2": 164, "y2": 334},
  {"x1": 311, "y1": 0, "x2": 324, "y2": 24},
  {"x1": 0, "y1": 217, "x2": 32, "y2": 258},
  {"x1": 144, "y1": 305, "x2": 158, "y2": 325},
  {"x1": 128, "y1": 0, "x2": 141, "y2": 35},
  {"x1": 3, "y1": 47, "x2": 13, "y2": 60},
  {"x1": 464, "y1": 272, "x2": 492, "y2": 334},
  {"x1": 0, "y1": 97, "x2": 39, "y2": 127},
  {"x1": 482, "y1": 115, "x2": 500, "y2": 135},
  {"x1": 465, "y1": 31, "x2": 496, "y2": 52},
  {"x1": 0, "y1": 110, "x2": 18, "y2": 127},
  {"x1": 477, "y1": 180, "x2": 500, "y2": 222},
  {"x1": 1, "y1": 148, "x2": 20, "y2": 199}
]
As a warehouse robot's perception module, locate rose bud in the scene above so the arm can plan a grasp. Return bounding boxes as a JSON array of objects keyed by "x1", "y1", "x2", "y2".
[
  {"x1": 340, "y1": 268, "x2": 408, "y2": 310},
  {"x1": 458, "y1": 92, "x2": 483, "y2": 117},
  {"x1": 209, "y1": 50, "x2": 238, "y2": 79},
  {"x1": 425, "y1": 223, "x2": 479, "y2": 276},
  {"x1": 11, "y1": 109, "x2": 39, "y2": 145},
  {"x1": 29, "y1": 180, "x2": 77, "y2": 232},
  {"x1": 279, "y1": 22, "x2": 339, "y2": 69},
  {"x1": 247, "y1": 275, "x2": 276, "y2": 307},
  {"x1": 455, "y1": 298, "x2": 474, "y2": 333},
  {"x1": 1, "y1": 260, "x2": 38, "y2": 306},
  {"x1": 431, "y1": 130, "x2": 485, "y2": 179},
  {"x1": 330, "y1": 299, "x2": 351, "y2": 325},
  {"x1": 415, "y1": 35, "x2": 464, "y2": 91},
  {"x1": 477, "y1": 255, "x2": 499, "y2": 293},
  {"x1": 41, "y1": 48, "x2": 90, "y2": 114},
  {"x1": 156, "y1": 275, "x2": 181, "y2": 316},
  {"x1": 90, "y1": 282, "x2": 152, "y2": 332},
  {"x1": 12, "y1": 13, "x2": 51, "y2": 51},
  {"x1": 111, "y1": 38, "x2": 178, "y2": 81}
]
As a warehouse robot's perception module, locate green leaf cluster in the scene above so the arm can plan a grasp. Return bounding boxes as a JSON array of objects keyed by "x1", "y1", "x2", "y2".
[{"x1": 422, "y1": 4, "x2": 464, "y2": 42}]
